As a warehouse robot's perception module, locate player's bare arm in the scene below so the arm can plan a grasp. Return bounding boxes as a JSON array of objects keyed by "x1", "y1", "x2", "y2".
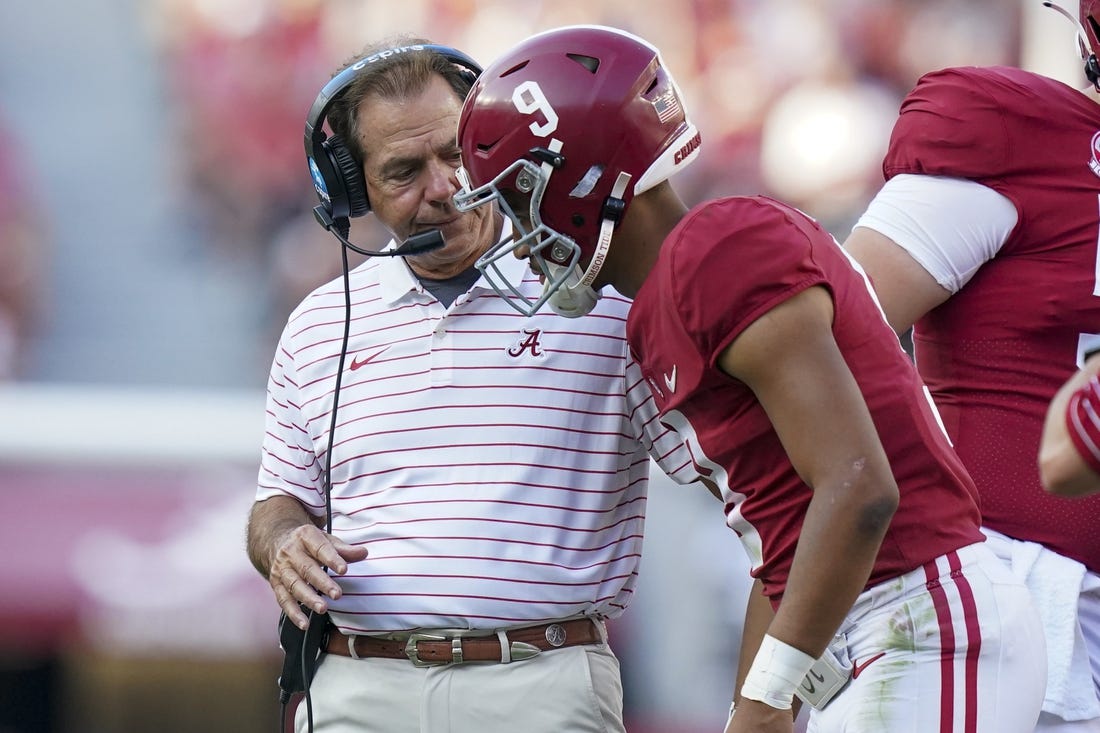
[
  {"x1": 718, "y1": 285, "x2": 898, "y2": 732},
  {"x1": 246, "y1": 495, "x2": 368, "y2": 629},
  {"x1": 842, "y1": 227, "x2": 951, "y2": 335}
]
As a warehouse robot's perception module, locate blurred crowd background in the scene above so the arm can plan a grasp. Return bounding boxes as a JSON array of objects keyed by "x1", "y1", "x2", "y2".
[{"x1": 0, "y1": 1, "x2": 1085, "y2": 732}]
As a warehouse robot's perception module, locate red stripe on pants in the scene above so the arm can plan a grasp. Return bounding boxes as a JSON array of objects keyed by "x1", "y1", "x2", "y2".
[
  {"x1": 947, "y1": 550, "x2": 982, "y2": 733},
  {"x1": 923, "y1": 550, "x2": 981, "y2": 733}
]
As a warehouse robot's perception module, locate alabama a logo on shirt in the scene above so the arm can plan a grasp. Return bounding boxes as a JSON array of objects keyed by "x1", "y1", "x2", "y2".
[
  {"x1": 507, "y1": 328, "x2": 545, "y2": 358},
  {"x1": 1090, "y1": 131, "x2": 1100, "y2": 179}
]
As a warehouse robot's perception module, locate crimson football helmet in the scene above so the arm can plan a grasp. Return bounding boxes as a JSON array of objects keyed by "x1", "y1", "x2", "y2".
[{"x1": 454, "y1": 25, "x2": 701, "y2": 317}]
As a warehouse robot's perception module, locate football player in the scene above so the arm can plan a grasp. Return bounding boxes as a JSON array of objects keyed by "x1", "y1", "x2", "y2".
[{"x1": 843, "y1": 3, "x2": 1100, "y2": 730}]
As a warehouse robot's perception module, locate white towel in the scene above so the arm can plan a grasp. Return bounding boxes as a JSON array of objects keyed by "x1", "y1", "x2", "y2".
[{"x1": 985, "y1": 529, "x2": 1098, "y2": 721}]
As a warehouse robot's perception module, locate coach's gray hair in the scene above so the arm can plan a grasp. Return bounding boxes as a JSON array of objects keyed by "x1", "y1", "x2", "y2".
[{"x1": 326, "y1": 35, "x2": 476, "y2": 165}]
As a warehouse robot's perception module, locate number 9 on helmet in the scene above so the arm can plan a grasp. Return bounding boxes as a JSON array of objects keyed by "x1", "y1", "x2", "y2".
[{"x1": 454, "y1": 25, "x2": 702, "y2": 317}]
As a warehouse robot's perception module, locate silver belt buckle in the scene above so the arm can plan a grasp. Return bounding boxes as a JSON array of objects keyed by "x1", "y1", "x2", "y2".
[{"x1": 404, "y1": 632, "x2": 448, "y2": 667}]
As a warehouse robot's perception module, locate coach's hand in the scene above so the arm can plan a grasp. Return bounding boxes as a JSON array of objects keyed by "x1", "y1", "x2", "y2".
[
  {"x1": 247, "y1": 495, "x2": 369, "y2": 630},
  {"x1": 272, "y1": 523, "x2": 368, "y2": 629}
]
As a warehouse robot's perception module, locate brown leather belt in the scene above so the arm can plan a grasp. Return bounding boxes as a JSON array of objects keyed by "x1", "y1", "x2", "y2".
[{"x1": 325, "y1": 617, "x2": 602, "y2": 666}]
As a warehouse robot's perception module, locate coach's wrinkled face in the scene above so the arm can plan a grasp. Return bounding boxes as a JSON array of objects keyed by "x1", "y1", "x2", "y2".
[{"x1": 357, "y1": 75, "x2": 496, "y2": 274}]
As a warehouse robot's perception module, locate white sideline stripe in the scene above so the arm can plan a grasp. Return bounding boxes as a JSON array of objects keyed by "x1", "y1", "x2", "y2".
[{"x1": 0, "y1": 383, "x2": 265, "y2": 465}]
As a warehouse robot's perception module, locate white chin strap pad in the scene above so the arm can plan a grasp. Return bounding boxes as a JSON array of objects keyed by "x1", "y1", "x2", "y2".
[{"x1": 545, "y1": 263, "x2": 600, "y2": 318}]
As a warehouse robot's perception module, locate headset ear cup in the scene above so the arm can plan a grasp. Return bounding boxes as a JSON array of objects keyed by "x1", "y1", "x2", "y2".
[
  {"x1": 458, "y1": 69, "x2": 479, "y2": 89},
  {"x1": 328, "y1": 135, "x2": 371, "y2": 217}
]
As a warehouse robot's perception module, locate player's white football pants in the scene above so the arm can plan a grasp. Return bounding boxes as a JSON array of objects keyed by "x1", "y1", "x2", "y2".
[{"x1": 807, "y1": 541, "x2": 1046, "y2": 733}]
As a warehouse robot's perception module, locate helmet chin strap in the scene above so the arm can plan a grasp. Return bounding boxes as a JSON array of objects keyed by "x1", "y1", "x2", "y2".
[
  {"x1": 546, "y1": 171, "x2": 633, "y2": 318},
  {"x1": 543, "y1": 262, "x2": 600, "y2": 317}
]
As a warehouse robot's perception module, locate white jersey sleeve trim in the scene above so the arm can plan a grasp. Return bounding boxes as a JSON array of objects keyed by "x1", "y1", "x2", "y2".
[{"x1": 853, "y1": 174, "x2": 1019, "y2": 294}]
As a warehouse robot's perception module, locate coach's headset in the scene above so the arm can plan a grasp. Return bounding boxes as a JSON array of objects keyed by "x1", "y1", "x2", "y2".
[{"x1": 304, "y1": 44, "x2": 483, "y2": 257}]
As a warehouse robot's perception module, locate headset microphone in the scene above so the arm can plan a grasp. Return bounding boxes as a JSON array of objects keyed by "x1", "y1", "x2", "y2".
[
  {"x1": 389, "y1": 229, "x2": 446, "y2": 256},
  {"x1": 314, "y1": 205, "x2": 447, "y2": 258}
]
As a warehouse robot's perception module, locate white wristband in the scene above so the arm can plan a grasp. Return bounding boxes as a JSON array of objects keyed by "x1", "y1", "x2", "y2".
[{"x1": 740, "y1": 634, "x2": 816, "y2": 710}]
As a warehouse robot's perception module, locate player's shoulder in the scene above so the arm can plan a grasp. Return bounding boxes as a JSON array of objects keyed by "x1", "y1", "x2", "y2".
[
  {"x1": 677, "y1": 196, "x2": 807, "y2": 242},
  {"x1": 905, "y1": 65, "x2": 1070, "y2": 115},
  {"x1": 885, "y1": 66, "x2": 1043, "y2": 179},
  {"x1": 663, "y1": 195, "x2": 831, "y2": 297},
  {"x1": 651, "y1": 196, "x2": 835, "y2": 353},
  {"x1": 910, "y1": 65, "x2": 1038, "y2": 95},
  {"x1": 673, "y1": 196, "x2": 825, "y2": 257},
  {"x1": 886, "y1": 65, "x2": 1094, "y2": 183}
]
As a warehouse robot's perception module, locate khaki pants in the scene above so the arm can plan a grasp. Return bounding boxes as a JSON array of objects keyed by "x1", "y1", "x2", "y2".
[{"x1": 296, "y1": 641, "x2": 625, "y2": 733}]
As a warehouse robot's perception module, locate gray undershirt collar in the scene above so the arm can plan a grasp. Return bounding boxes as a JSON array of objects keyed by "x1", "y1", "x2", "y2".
[{"x1": 417, "y1": 266, "x2": 481, "y2": 308}]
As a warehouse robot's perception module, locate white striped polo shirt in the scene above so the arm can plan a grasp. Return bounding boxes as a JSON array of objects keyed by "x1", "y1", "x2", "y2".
[{"x1": 257, "y1": 244, "x2": 694, "y2": 634}]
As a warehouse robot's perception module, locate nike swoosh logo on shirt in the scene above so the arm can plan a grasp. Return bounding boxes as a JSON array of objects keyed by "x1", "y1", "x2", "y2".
[
  {"x1": 663, "y1": 365, "x2": 678, "y2": 393},
  {"x1": 851, "y1": 652, "x2": 886, "y2": 679},
  {"x1": 349, "y1": 346, "x2": 390, "y2": 371}
]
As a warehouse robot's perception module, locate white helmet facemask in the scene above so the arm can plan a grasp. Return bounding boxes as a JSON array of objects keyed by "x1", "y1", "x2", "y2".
[{"x1": 455, "y1": 143, "x2": 616, "y2": 318}]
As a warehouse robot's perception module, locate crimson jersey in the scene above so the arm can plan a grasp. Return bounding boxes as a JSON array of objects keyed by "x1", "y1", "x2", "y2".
[
  {"x1": 883, "y1": 66, "x2": 1100, "y2": 571},
  {"x1": 627, "y1": 195, "x2": 983, "y2": 600}
]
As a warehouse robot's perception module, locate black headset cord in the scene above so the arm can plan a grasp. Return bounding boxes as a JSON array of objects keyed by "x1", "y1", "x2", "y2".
[{"x1": 279, "y1": 221, "x2": 354, "y2": 733}]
